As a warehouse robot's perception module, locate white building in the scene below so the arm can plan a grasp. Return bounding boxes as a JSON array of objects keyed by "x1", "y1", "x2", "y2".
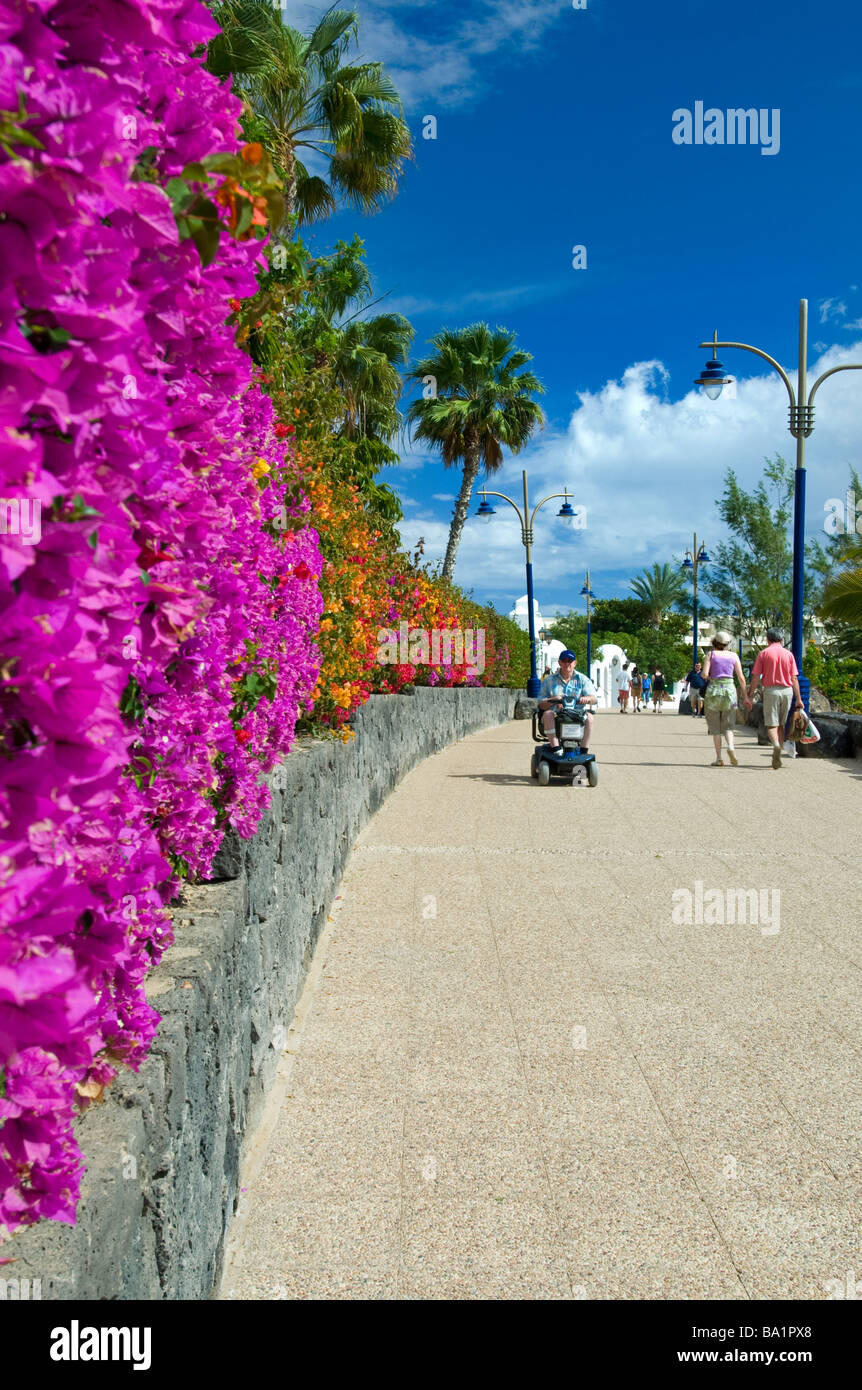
[
  {"x1": 507, "y1": 594, "x2": 560, "y2": 676},
  {"x1": 590, "y1": 643, "x2": 629, "y2": 709}
]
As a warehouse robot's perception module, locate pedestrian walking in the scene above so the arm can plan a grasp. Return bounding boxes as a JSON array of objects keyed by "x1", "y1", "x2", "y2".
[
  {"x1": 686, "y1": 660, "x2": 707, "y2": 717},
  {"x1": 652, "y1": 669, "x2": 666, "y2": 712},
  {"x1": 701, "y1": 631, "x2": 752, "y2": 766},
  {"x1": 747, "y1": 628, "x2": 805, "y2": 769},
  {"x1": 630, "y1": 666, "x2": 643, "y2": 711},
  {"x1": 617, "y1": 661, "x2": 632, "y2": 712},
  {"x1": 641, "y1": 671, "x2": 651, "y2": 708}
]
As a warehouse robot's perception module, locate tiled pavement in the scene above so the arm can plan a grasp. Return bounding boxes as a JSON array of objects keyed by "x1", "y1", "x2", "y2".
[{"x1": 220, "y1": 711, "x2": 862, "y2": 1300}]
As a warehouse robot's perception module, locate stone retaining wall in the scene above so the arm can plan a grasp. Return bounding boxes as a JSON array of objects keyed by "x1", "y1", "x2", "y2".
[
  {"x1": 5, "y1": 687, "x2": 521, "y2": 1301},
  {"x1": 738, "y1": 701, "x2": 862, "y2": 758}
]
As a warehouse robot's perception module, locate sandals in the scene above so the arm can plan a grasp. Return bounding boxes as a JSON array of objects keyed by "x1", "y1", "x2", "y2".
[
  {"x1": 711, "y1": 759, "x2": 724, "y2": 767},
  {"x1": 726, "y1": 749, "x2": 738, "y2": 766}
]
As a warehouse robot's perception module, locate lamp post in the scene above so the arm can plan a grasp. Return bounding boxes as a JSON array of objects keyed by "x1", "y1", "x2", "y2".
[
  {"x1": 680, "y1": 534, "x2": 710, "y2": 668},
  {"x1": 580, "y1": 572, "x2": 596, "y2": 675},
  {"x1": 695, "y1": 300, "x2": 862, "y2": 709},
  {"x1": 475, "y1": 470, "x2": 580, "y2": 698}
]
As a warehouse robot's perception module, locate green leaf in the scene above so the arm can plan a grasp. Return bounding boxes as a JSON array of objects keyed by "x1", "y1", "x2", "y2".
[
  {"x1": 188, "y1": 216, "x2": 221, "y2": 267},
  {"x1": 234, "y1": 198, "x2": 254, "y2": 238},
  {"x1": 165, "y1": 176, "x2": 192, "y2": 213},
  {"x1": 179, "y1": 161, "x2": 209, "y2": 182}
]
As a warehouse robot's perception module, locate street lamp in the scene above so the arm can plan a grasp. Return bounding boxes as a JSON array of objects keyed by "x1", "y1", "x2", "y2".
[
  {"x1": 474, "y1": 469, "x2": 581, "y2": 698},
  {"x1": 580, "y1": 572, "x2": 596, "y2": 674},
  {"x1": 680, "y1": 534, "x2": 710, "y2": 668},
  {"x1": 696, "y1": 301, "x2": 862, "y2": 708}
]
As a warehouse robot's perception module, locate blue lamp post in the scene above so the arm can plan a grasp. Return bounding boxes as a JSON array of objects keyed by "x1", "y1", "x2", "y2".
[
  {"x1": 680, "y1": 534, "x2": 710, "y2": 668},
  {"x1": 695, "y1": 302, "x2": 862, "y2": 710},
  {"x1": 580, "y1": 573, "x2": 596, "y2": 674},
  {"x1": 475, "y1": 470, "x2": 581, "y2": 698}
]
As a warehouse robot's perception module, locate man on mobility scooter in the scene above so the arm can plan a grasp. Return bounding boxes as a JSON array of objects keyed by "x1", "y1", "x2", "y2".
[{"x1": 531, "y1": 650, "x2": 599, "y2": 787}]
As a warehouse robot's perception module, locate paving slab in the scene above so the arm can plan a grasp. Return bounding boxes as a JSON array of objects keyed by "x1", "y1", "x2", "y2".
[{"x1": 221, "y1": 710, "x2": 860, "y2": 1300}]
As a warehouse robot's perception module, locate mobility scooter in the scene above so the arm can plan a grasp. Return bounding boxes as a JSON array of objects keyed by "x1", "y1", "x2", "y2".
[{"x1": 530, "y1": 700, "x2": 598, "y2": 787}]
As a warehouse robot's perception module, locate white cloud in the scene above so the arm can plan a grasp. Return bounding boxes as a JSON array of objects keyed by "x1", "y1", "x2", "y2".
[
  {"x1": 276, "y1": 0, "x2": 573, "y2": 111},
  {"x1": 819, "y1": 296, "x2": 847, "y2": 323},
  {"x1": 398, "y1": 342, "x2": 862, "y2": 609},
  {"x1": 386, "y1": 280, "x2": 566, "y2": 320},
  {"x1": 393, "y1": 447, "x2": 431, "y2": 471},
  {"x1": 432, "y1": 492, "x2": 456, "y2": 501}
]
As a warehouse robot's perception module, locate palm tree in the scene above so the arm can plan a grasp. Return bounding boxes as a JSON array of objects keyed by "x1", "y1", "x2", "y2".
[
  {"x1": 821, "y1": 545, "x2": 862, "y2": 634},
  {"x1": 333, "y1": 312, "x2": 415, "y2": 459},
  {"x1": 629, "y1": 563, "x2": 689, "y2": 627},
  {"x1": 406, "y1": 324, "x2": 545, "y2": 583},
  {"x1": 206, "y1": 2, "x2": 411, "y2": 225}
]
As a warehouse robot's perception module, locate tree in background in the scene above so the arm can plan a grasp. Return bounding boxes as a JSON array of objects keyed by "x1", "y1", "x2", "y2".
[
  {"x1": 406, "y1": 324, "x2": 545, "y2": 583},
  {"x1": 702, "y1": 457, "x2": 796, "y2": 643},
  {"x1": 631, "y1": 613, "x2": 691, "y2": 686},
  {"x1": 591, "y1": 598, "x2": 652, "y2": 632},
  {"x1": 549, "y1": 604, "x2": 690, "y2": 684},
  {"x1": 807, "y1": 467, "x2": 862, "y2": 590},
  {"x1": 333, "y1": 310, "x2": 415, "y2": 466},
  {"x1": 546, "y1": 612, "x2": 587, "y2": 668},
  {"x1": 206, "y1": 3, "x2": 411, "y2": 224},
  {"x1": 629, "y1": 563, "x2": 689, "y2": 627},
  {"x1": 820, "y1": 544, "x2": 862, "y2": 645}
]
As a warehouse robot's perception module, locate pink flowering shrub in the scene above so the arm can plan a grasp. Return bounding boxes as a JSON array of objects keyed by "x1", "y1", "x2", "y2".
[{"x1": 0, "y1": 0, "x2": 321, "y2": 1234}]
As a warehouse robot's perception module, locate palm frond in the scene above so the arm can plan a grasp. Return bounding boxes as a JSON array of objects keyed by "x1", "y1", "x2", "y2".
[
  {"x1": 293, "y1": 171, "x2": 337, "y2": 223},
  {"x1": 821, "y1": 565, "x2": 862, "y2": 626}
]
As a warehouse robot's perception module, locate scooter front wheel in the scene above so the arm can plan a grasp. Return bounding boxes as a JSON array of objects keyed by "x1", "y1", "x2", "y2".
[
  {"x1": 587, "y1": 761, "x2": 598, "y2": 787},
  {"x1": 536, "y1": 759, "x2": 550, "y2": 786}
]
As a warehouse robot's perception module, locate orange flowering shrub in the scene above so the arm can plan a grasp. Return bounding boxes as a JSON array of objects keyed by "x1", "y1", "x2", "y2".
[
  {"x1": 263, "y1": 362, "x2": 529, "y2": 733},
  {"x1": 292, "y1": 443, "x2": 528, "y2": 730}
]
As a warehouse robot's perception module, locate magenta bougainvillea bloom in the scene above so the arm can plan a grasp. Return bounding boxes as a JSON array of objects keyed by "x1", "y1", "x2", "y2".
[{"x1": 0, "y1": 0, "x2": 322, "y2": 1234}]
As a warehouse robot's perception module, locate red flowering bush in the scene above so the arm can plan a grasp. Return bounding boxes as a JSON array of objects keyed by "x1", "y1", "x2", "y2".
[
  {"x1": 296, "y1": 447, "x2": 528, "y2": 727},
  {"x1": 0, "y1": 0, "x2": 320, "y2": 1235}
]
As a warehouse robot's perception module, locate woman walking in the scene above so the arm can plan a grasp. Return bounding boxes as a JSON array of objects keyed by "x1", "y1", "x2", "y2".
[
  {"x1": 630, "y1": 666, "x2": 642, "y2": 711},
  {"x1": 652, "y1": 669, "x2": 666, "y2": 712},
  {"x1": 701, "y1": 631, "x2": 752, "y2": 766}
]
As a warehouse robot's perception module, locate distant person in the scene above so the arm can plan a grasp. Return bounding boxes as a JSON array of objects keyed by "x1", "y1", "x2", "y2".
[
  {"x1": 652, "y1": 669, "x2": 666, "y2": 712},
  {"x1": 617, "y1": 661, "x2": 631, "y2": 712},
  {"x1": 686, "y1": 660, "x2": 707, "y2": 717},
  {"x1": 702, "y1": 631, "x2": 751, "y2": 766},
  {"x1": 747, "y1": 628, "x2": 805, "y2": 769},
  {"x1": 641, "y1": 671, "x2": 651, "y2": 708},
  {"x1": 542, "y1": 665, "x2": 551, "y2": 678},
  {"x1": 630, "y1": 666, "x2": 643, "y2": 711}
]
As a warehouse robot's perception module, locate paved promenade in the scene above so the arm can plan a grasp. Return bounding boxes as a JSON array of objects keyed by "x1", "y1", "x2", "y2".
[{"x1": 221, "y1": 710, "x2": 861, "y2": 1300}]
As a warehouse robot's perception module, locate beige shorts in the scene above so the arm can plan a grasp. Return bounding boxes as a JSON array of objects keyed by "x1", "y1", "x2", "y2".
[
  {"x1": 705, "y1": 705, "x2": 735, "y2": 735},
  {"x1": 762, "y1": 685, "x2": 792, "y2": 729}
]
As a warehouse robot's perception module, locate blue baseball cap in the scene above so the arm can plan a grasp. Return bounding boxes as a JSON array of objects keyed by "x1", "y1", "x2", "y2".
[{"x1": 559, "y1": 650, "x2": 577, "y2": 661}]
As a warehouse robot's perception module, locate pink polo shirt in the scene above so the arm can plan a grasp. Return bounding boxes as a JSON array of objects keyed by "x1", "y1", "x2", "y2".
[{"x1": 752, "y1": 644, "x2": 798, "y2": 687}]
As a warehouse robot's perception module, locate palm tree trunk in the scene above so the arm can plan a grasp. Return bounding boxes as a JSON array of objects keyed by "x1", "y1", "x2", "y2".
[
  {"x1": 442, "y1": 444, "x2": 480, "y2": 584},
  {"x1": 282, "y1": 140, "x2": 297, "y2": 223}
]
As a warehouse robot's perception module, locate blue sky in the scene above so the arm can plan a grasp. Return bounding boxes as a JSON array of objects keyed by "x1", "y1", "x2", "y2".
[{"x1": 282, "y1": 0, "x2": 862, "y2": 620}]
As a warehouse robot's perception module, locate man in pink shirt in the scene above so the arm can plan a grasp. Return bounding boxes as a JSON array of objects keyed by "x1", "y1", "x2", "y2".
[{"x1": 747, "y1": 628, "x2": 805, "y2": 769}]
